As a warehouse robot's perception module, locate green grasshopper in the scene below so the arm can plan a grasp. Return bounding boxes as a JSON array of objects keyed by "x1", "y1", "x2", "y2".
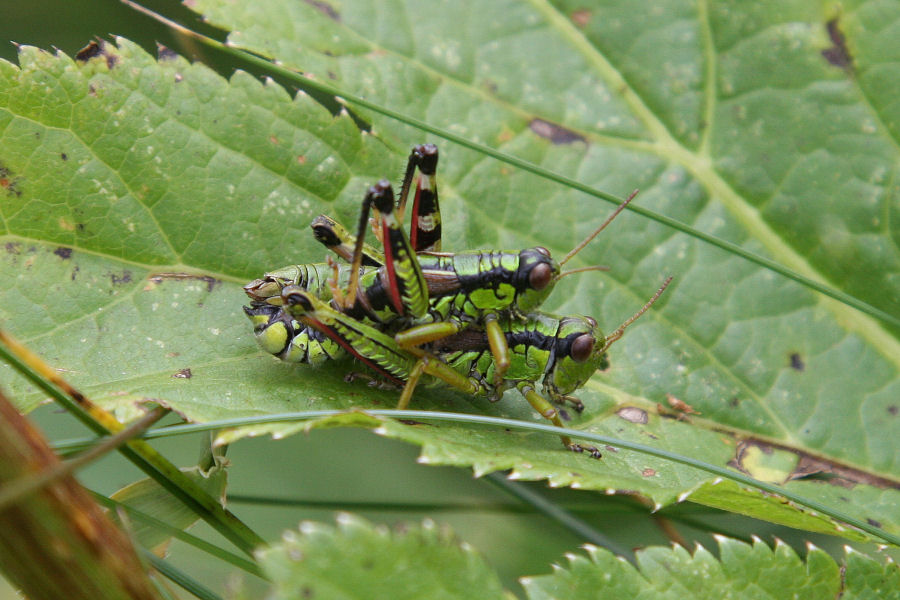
[
  {"x1": 278, "y1": 277, "x2": 672, "y2": 457},
  {"x1": 245, "y1": 144, "x2": 635, "y2": 383}
]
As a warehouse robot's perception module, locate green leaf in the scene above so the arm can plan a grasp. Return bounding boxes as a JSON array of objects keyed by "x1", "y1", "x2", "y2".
[
  {"x1": 1, "y1": 0, "x2": 898, "y2": 545},
  {"x1": 521, "y1": 537, "x2": 900, "y2": 599},
  {"x1": 258, "y1": 514, "x2": 511, "y2": 600}
]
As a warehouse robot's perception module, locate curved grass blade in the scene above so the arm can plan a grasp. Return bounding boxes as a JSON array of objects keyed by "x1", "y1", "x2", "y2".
[
  {"x1": 0, "y1": 330, "x2": 265, "y2": 556},
  {"x1": 74, "y1": 409, "x2": 900, "y2": 547}
]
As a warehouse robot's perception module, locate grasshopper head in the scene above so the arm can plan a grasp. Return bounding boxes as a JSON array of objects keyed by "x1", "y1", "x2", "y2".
[
  {"x1": 243, "y1": 265, "x2": 311, "y2": 305},
  {"x1": 513, "y1": 247, "x2": 560, "y2": 314},
  {"x1": 544, "y1": 315, "x2": 609, "y2": 398},
  {"x1": 243, "y1": 277, "x2": 285, "y2": 305}
]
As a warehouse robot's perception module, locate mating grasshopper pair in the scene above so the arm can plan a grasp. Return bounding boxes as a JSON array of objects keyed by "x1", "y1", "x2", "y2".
[{"x1": 243, "y1": 145, "x2": 670, "y2": 456}]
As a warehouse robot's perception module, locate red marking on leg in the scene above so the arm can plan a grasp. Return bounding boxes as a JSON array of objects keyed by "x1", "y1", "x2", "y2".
[
  {"x1": 381, "y1": 221, "x2": 405, "y2": 315},
  {"x1": 307, "y1": 318, "x2": 404, "y2": 385}
]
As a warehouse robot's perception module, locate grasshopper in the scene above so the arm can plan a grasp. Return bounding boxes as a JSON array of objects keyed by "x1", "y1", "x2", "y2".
[
  {"x1": 245, "y1": 144, "x2": 635, "y2": 383},
  {"x1": 278, "y1": 278, "x2": 672, "y2": 457}
]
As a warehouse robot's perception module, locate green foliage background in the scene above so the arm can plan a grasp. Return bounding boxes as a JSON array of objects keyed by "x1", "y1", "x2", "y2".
[{"x1": 0, "y1": 0, "x2": 898, "y2": 597}]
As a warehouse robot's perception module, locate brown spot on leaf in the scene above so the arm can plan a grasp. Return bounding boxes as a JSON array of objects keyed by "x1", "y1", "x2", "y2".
[
  {"x1": 110, "y1": 270, "x2": 132, "y2": 286},
  {"x1": 5, "y1": 242, "x2": 21, "y2": 255},
  {"x1": 0, "y1": 162, "x2": 23, "y2": 197},
  {"x1": 304, "y1": 0, "x2": 339, "y2": 20},
  {"x1": 529, "y1": 118, "x2": 586, "y2": 145},
  {"x1": 172, "y1": 368, "x2": 192, "y2": 379},
  {"x1": 822, "y1": 19, "x2": 853, "y2": 69},
  {"x1": 571, "y1": 9, "x2": 591, "y2": 28},
  {"x1": 617, "y1": 406, "x2": 648, "y2": 424},
  {"x1": 60, "y1": 153, "x2": 68, "y2": 161},
  {"x1": 642, "y1": 468, "x2": 656, "y2": 477},
  {"x1": 789, "y1": 352, "x2": 805, "y2": 371},
  {"x1": 147, "y1": 272, "x2": 221, "y2": 293},
  {"x1": 297, "y1": 155, "x2": 307, "y2": 164},
  {"x1": 75, "y1": 40, "x2": 102, "y2": 62},
  {"x1": 887, "y1": 405, "x2": 897, "y2": 416},
  {"x1": 397, "y1": 419, "x2": 431, "y2": 426},
  {"x1": 495, "y1": 127, "x2": 514, "y2": 143},
  {"x1": 75, "y1": 40, "x2": 117, "y2": 69},
  {"x1": 667, "y1": 393, "x2": 700, "y2": 415},
  {"x1": 53, "y1": 247, "x2": 73, "y2": 260},
  {"x1": 866, "y1": 518, "x2": 882, "y2": 528},
  {"x1": 156, "y1": 44, "x2": 178, "y2": 61},
  {"x1": 733, "y1": 439, "x2": 899, "y2": 490}
]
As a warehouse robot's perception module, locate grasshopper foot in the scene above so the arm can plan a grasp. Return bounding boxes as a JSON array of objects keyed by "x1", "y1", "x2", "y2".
[{"x1": 558, "y1": 395, "x2": 585, "y2": 413}]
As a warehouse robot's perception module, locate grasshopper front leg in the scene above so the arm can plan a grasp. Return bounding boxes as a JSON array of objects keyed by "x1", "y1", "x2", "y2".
[{"x1": 517, "y1": 382, "x2": 601, "y2": 459}]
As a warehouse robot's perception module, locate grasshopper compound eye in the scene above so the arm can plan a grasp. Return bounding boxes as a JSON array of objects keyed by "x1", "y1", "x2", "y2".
[
  {"x1": 529, "y1": 262, "x2": 553, "y2": 291},
  {"x1": 570, "y1": 334, "x2": 595, "y2": 363}
]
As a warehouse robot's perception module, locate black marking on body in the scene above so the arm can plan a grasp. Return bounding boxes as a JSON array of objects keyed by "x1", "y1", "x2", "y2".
[{"x1": 413, "y1": 188, "x2": 441, "y2": 251}]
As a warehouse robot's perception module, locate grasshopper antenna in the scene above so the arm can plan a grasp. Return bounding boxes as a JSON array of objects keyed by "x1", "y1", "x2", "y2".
[
  {"x1": 558, "y1": 189, "x2": 638, "y2": 269},
  {"x1": 555, "y1": 264, "x2": 610, "y2": 280},
  {"x1": 601, "y1": 276, "x2": 673, "y2": 351}
]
